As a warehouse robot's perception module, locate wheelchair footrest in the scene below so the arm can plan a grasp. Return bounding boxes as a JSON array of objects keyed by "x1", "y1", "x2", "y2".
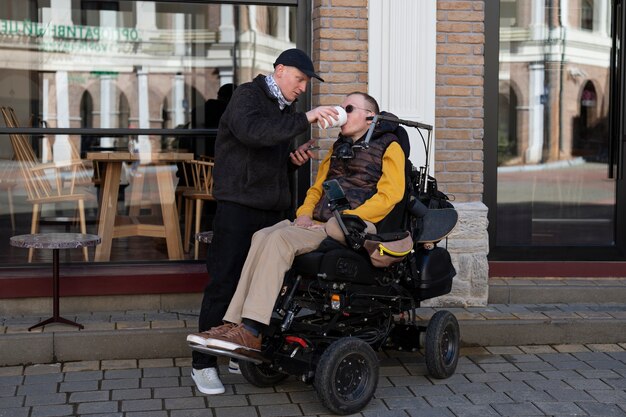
[{"x1": 187, "y1": 342, "x2": 268, "y2": 364}]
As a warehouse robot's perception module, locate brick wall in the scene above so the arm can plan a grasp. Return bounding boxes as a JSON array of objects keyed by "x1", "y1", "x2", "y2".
[
  {"x1": 435, "y1": 0, "x2": 485, "y2": 203},
  {"x1": 313, "y1": 0, "x2": 485, "y2": 204}
]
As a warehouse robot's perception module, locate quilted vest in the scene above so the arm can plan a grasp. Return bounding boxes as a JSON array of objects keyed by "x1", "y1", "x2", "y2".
[{"x1": 313, "y1": 132, "x2": 398, "y2": 222}]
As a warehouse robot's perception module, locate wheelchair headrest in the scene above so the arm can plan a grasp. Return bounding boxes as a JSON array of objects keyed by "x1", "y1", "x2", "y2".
[{"x1": 374, "y1": 111, "x2": 410, "y2": 157}]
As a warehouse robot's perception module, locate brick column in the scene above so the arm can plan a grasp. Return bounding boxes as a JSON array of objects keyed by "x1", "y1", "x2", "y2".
[{"x1": 434, "y1": 0, "x2": 488, "y2": 306}]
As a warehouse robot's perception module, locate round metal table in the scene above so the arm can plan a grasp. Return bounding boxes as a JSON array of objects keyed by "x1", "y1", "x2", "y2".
[{"x1": 10, "y1": 233, "x2": 101, "y2": 331}]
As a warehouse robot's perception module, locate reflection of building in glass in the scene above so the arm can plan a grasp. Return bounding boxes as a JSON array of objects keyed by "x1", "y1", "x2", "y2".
[
  {"x1": 498, "y1": 0, "x2": 610, "y2": 166},
  {"x1": 0, "y1": 1, "x2": 297, "y2": 157}
]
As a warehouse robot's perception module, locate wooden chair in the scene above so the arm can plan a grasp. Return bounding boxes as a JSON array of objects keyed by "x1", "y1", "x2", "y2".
[
  {"x1": 1, "y1": 106, "x2": 94, "y2": 262},
  {"x1": 183, "y1": 159, "x2": 215, "y2": 260},
  {"x1": 0, "y1": 159, "x2": 18, "y2": 231}
]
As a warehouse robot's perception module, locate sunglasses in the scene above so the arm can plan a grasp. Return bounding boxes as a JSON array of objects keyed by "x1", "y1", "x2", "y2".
[{"x1": 344, "y1": 104, "x2": 374, "y2": 114}]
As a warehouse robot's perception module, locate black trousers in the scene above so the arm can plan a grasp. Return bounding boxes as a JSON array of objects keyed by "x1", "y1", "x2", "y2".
[{"x1": 192, "y1": 201, "x2": 285, "y2": 370}]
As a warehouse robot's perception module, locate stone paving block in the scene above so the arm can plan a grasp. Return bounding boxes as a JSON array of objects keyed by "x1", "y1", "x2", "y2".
[
  {"x1": 448, "y1": 404, "x2": 501, "y2": 417},
  {"x1": 511, "y1": 361, "x2": 556, "y2": 372},
  {"x1": 287, "y1": 390, "x2": 321, "y2": 404},
  {"x1": 30, "y1": 404, "x2": 74, "y2": 417},
  {"x1": 248, "y1": 392, "x2": 290, "y2": 405},
  {"x1": 576, "y1": 401, "x2": 626, "y2": 416},
  {"x1": 524, "y1": 379, "x2": 572, "y2": 391},
  {"x1": 24, "y1": 364, "x2": 61, "y2": 376},
  {"x1": 491, "y1": 401, "x2": 543, "y2": 416},
  {"x1": 0, "y1": 407, "x2": 29, "y2": 417},
  {"x1": 257, "y1": 403, "x2": 303, "y2": 417},
  {"x1": 587, "y1": 389, "x2": 626, "y2": 403},
  {"x1": 0, "y1": 367, "x2": 22, "y2": 377},
  {"x1": 463, "y1": 391, "x2": 513, "y2": 405},
  {"x1": 405, "y1": 406, "x2": 456, "y2": 417},
  {"x1": 586, "y1": 359, "x2": 626, "y2": 370},
  {"x1": 170, "y1": 409, "x2": 214, "y2": 417},
  {"x1": 545, "y1": 387, "x2": 595, "y2": 402},
  {"x1": 387, "y1": 375, "x2": 431, "y2": 387},
  {"x1": 100, "y1": 378, "x2": 139, "y2": 390},
  {"x1": 0, "y1": 386, "x2": 16, "y2": 397},
  {"x1": 486, "y1": 381, "x2": 534, "y2": 392},
  {"x1": 577, "y1": 368, "x2": 622, "y2": 379},
  {"x1": 121, "y1": 399, "x2": 163, "y2": 412},
  {"x1": 477, "y1": 363, "x2": 519, "y2": 373},
  {"x1": 63, "y1": 370, "x2": 102, "y2": 381},
  {"x1": 214, "y1": 406, "x2": 259, "y2": 417},
  {"x1": 104, "y1": 369, "x2": 142, "y2": 380},
  {"x1": 68, "y1": 390, "x2": 109, "y2": 402},
  {"x1": 459, "y1": 347, "x2": 489, "y2": 356},
  {"x1": 206, "y1": 394, "x2": 249, "y2": 408},
  {"x1": 539, "y1": 369, "x2": 581, "y2": 379},
  {"x1": 232, "y1": 383, "x2": 276, "y2": 395},
  {"x1": 174, "y1": 358, "x2": 192, "y2": 367},
  {"x1": 24, "y1": 393, "x2": 66, "y2": 406},
  {"x1": 138, "y1": 359, "x2": 173, "y2": 369},
  {"x1": 485, "y1": 346, "x2": 524, "y2": 355},
  {"x1": 550, "y1": 360, "x2": 592, "y2": 370},
  {"x1": 464, "y1": 372, "x2": 508, "y2": 383},
  {"x1": 534, "y1": 401, "x2": 586, "y2": 415},
  {"x1": 379, "y1": 366, "x2": 410, "y2": 376},
  {"x1": 153, "y1": 387, "x2": 192, "y2": 399},
  {"x1": 518, "y1": 345, "x2": 557, "y2": 354},
  {"x1": 111, "y1": 388, "x2": 151, "y2": 401},
  {"x1": 566, "y1": 378, "x2": 613, "y2": 390},
  {"x1": 409, "y1": 384, "x2": 453, "y2": 398},
  {"x1": 142, "y1": 367, "x2": 179, "y2": 378},
  {"x1": 552, "y1": 344, "x2": 590, "y2": 353},
  {"x1": 76, "y1": 401, "x2": 119, "y2": 414},
  {"x1": 502, "y1": 371, "x2": 549, "y2": 382},
  {"x1": 446, "y1": 382, "x2": 493, "y2": 395},
  {"x1": 17, "y1": 383, "x2": 58, "y2": 396},
  {"x1": 62, "y1": 361, "x2": 100, "y2": 373},
  {"x1": 163, "y1": 396, "x2": 206, "y2": 410},
  {"x1": 23, "y1": 373, "x2": 64, "y2": 385},
  {"x1": 59, "y1": 380, "x2": 99, "y2": 393},
  {"x1": 140, "y1": 377, "x2": 179, "y2": 388},
  {"x1": 299, "y1": 401, "x2": 333, "y2": 415},
  {"x1": 506, "y1": 389, "x2": 554, "y2": 403},
  {"x1": 100, "y1": 360, "x2": 137, "y2": 370},
  {"x1": 125, "y1": 412, "x2": 167, "y2": 417},
  {"x1": 422, "y1": 394, "x2": 471, "y2": 407},
  {"x1": 0, "y1": 396, "x2": 24, "y2": 408},
  {"x1": 373, "y1": 386, "x2": 414, "y2": 398}
]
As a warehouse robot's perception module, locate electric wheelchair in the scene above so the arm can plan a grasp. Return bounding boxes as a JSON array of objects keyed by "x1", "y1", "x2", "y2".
[{"x1": 190, "y1": 114, "x2": 460, "y2": 415}]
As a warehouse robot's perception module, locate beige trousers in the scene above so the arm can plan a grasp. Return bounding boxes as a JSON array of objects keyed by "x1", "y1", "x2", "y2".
[{"x1": 223, "y1": 219, "x2": 329, "y2": 325}]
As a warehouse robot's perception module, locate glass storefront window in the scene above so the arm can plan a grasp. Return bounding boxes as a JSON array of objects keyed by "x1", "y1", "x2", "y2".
[
  {"x1": 0, "y1": 1, "x2": 298, "y2": 264},
  {"x1": 496, "y1": 0, "x2": 615, "y2": 247}
]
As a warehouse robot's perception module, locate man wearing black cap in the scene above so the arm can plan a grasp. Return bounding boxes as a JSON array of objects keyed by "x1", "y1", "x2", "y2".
[{"x1": 191, "y1": 48, "x2": 339, "y2": 395}]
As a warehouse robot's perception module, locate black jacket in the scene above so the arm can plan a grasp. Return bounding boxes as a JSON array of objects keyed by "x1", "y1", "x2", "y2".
[{"x1": 212, "y1": 75, "x2": 309, "y2": 211}]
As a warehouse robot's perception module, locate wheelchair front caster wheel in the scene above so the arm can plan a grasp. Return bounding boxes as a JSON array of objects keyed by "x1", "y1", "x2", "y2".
[
  {"x1": 314, "y1": 337, "x2": 378, "y2": 415},
  {"x1": 240, "y1": 361, "x2": 288, "y2": 387},
  {"x1": 425, "y1": 310, "x2": 460, "y2": 379}
]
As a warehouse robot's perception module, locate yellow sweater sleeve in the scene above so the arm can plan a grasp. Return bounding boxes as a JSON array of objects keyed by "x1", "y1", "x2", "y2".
[
  {"x1": 344, "y1": 142, "x2": 405, "y2": 223},
  {"x1": 295, "y1": 151, "x2": 332, "y2": 218},
  {"x1": 296, "y1": 141, "x2": 405, "y2": 224}
]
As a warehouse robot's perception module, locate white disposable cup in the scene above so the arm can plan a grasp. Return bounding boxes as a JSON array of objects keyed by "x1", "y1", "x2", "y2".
[{"x1": 317, "y1": 106, "x2": 348, "y2": 129}]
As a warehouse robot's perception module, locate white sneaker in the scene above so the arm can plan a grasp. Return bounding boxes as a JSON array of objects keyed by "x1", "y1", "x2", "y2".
[
  {"x1": 191, "y1": 368, "x2": 225, "y2": 394},
  {"x1": 228, "y1": 358, "x2": 241, "y2": 374}
]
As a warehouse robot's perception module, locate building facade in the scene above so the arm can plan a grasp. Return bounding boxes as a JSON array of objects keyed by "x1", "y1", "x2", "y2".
[{"x1": 2, "y1": 0, "x2": 622, "y2": 313}]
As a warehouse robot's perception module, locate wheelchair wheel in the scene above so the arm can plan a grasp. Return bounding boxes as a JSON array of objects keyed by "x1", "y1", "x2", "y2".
[
  {"x1": 239, "y1": 361, "x2": 288, "y2": 387},
  {"x1": 314, "y1": 337, "x2": 378, "y2": 415},
  {"x1": 425, "y1": 310, "x2": 460, "y2": 379}
]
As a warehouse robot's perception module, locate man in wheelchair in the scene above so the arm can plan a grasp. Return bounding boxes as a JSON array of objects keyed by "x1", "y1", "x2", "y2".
[
  {"x1": 187, "y1": 92, "x2": 459, "y2": 414},
  {"x1": 187, "y1": 91, "x2": 404, "y2": 351}
]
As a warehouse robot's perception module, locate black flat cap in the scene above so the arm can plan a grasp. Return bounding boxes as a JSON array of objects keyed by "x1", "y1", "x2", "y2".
[{"x1": 273, "y1": 48, "x2": 324, "y2": 82}]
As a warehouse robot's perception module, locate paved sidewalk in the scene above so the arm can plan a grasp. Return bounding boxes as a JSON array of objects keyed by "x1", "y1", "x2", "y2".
[{"x1": 1, "y1": 344, "x2": 626, "y2": 417}]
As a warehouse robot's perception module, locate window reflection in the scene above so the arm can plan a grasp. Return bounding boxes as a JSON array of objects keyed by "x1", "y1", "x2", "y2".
[
  {"x1": 497, "y1": 0, "x2": 615, "y2": 247},
  {"x1": 0, "y1": 1, "x2": 298, "y2": 264}
]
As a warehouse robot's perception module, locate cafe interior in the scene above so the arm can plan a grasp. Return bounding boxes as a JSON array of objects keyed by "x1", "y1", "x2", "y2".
[{"x1": 0, "y1": 1, "x2": 305, "y2": 269}]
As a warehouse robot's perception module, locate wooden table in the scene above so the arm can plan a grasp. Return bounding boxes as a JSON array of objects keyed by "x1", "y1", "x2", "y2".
[
  {"x1": 10, "y1": 233, "x2": 101, "y2": 330},
  {"x1": 86, "y1": 151, "x2": 193, "y2": 262}
]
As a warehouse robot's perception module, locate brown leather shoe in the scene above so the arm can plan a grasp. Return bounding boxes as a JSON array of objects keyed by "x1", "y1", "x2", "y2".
[
  {"x1": 186, "y1": 322, "x2": 237, "y2": 346},
  {"x1": 204, "y1": 323, "x2": 262, "y2": 352}
]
